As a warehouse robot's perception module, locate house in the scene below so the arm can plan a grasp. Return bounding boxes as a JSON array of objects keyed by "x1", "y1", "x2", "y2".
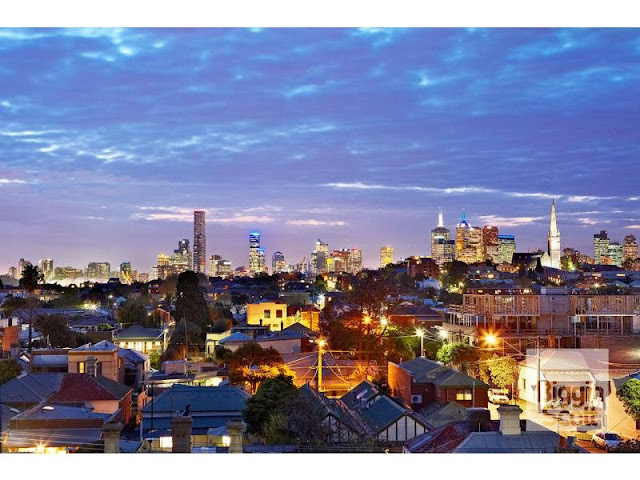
[
  {"x1": 2, "y1": 403, "x2": 118, "y2": 453},
  {"x1": 115, "y1": 324, "x2": 166, "y2": 354},
  {"x1": 140, "y1": 384, "x2": 249, "y2": 451},
  {"x1": 388, "y1": 304, "x2": 444, "y2": 328},
  {"x1": 388, "y1": 357, "x2": 489, "y2": 409},
  {"x1": 0, "y1": 373, "x2": 65, "y2": 410},
  {"x1": 246, "y1": 301, "x2": 318, "y2": 332},
  {"x1": 0, "y1": 404, "x2": 20, "y2": 452},
  {"x1": 47, "y1": 372, "x2": 133, "y2": 424},
  {"x1": 30, "y1": 349, "x2": 70, "y2": 373},
  {"x1": 68, "y1": 340, "x2": 122, "y2": 382}
]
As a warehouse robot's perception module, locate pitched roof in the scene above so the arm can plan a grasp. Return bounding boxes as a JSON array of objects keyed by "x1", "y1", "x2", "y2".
[
  {"x1": 0, "y1": 404, "x2": 20, "y2": 431},
  {"x1": 399, "y1": 357, "x2": 489, "y2": 388},
  {"x1": 0, "y1": 373, "x2": 64, "y2": 406},
  {"x1": 453, "y1": 431, "x2": 561, "y2": 453},
  {"x1": 3, "y1": 428, "x2": 104, "y2": 448},
  {"x1": 358, "y1": 396, "x2": 411, "y2": 433},
  {"x1": 422, "y1": 402, "x2": 467, "y2": 429},
  {"x1": 118, "y1": 348, "x2": 148, "y2": 364},
  {"x1": 48, "y1": 374, "x2": 132, "y2": 402},
  {"x1": 72, "y1": 340, "x2": 118, "y2": 352},
  {"x1": 12, "y1": 403, "x2": 112, "y2": 422},
  {"x1": 142, "y1": 384, "x2": 249, "y2": 414},
  {"x1": 281, "y1": 322, "x2": 315, "y2": 336},
  {"x1": 340, "y1": 380, "x2": 380, "y2": 410},
  {"x1": 218, "y1": 332, "x2": 251, "y2": 344},
  {"x1": 116, "y1": 324, "x2": 164, "y2": 340},
  {"x1": 391, "y1": 305, "x2": 443, "y2": 318}
]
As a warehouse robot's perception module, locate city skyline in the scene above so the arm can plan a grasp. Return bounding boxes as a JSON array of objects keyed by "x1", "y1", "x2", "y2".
[{"x1": 2, "y1": 28, "x2": 640, "y2": 271}]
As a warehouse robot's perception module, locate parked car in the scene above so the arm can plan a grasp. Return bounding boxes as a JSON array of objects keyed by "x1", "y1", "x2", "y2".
[
  {"x1": 489, "y1": 392, "x2": 510, "y2": 404},
  {"x1": 591, "y1": 432, "x2": 622, "y2": 451}
]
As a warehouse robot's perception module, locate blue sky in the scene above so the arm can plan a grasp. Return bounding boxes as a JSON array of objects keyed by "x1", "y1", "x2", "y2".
[{"x1": 1, "y1": 28, "x2": 639, "y2": 273}]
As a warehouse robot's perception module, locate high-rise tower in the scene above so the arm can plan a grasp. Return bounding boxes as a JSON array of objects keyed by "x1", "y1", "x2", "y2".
[
  {"x1": 547, "y1": 200, "x2": 561, "y2": 269},
  {"x1": 249, "y1": 232, "x2": 265, "y2": 275},
  {"x1": 431, "y1": 207, "x2": 454, "y2": 265},
  {"x1": 193, "y1": 210, "x2": 206, "y2": 274}
]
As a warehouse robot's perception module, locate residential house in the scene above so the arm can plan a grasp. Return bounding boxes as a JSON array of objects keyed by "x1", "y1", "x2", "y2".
[
  {"x1": 388, "y1": 357, "x2": 490, "y2": 410},
  {"x1": 30, "y1": 349, "x2": 69, "y2": 373},
  {"x1": 388, "y1": 304, "x2": 444, "y2": 328},
  {"x1": 68, "y1": 341, "x2": 122, "y2": 382},
  {"x1": 115, "y1": 325, "x2": 166, "y2": 355},
  {"x1": 0, "y1": 373, "x2": 64, "y2": 410}
]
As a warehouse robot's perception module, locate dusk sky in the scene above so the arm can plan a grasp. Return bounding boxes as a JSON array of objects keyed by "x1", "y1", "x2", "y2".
[{"x1": 1, "y1": 28, "x2": 640, "y2": 273}]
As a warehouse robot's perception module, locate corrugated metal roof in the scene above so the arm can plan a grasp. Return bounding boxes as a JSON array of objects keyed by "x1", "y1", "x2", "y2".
[{"x1": 454, "y1": 431, "x2": 560, "y2": 453}]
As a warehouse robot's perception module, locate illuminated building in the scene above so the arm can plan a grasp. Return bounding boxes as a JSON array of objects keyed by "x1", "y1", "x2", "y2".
[
  {"x1": 138, "y1": 272, "x2": 150, "y2": 283},
  {"x1": 498, "y1": 235, "x2": 516, "y2": 264},
  {"x1": 18, "y1": 258, "x2": 28, "y2": 276},
  {"x1": 249, "y1": 232, "x2": 265, "y2": 275},
  {"x1": 170, "y1": 239, "x2": 191, "y2": 274},
  {"x1": 8, "y1": 266, "x2": 18, "y2": 279},
  {"x1": 454, "y1": 210, "x2": 483, "y2": 264},
  {"x1": 39, "y1": 258, "x2": 53, "y2": 281},
  {"x1": 86, "y1": 262, "x2": 110, "y2": 280},
  {"x1": 154, "y1": 254, "x2": 171, "y2": 280},
  {"x1": 431, "y1": 208, "x2": 454, "y2": 265},
  {"x1": 608, "y1": 242, "x2": 623, "y2": 267},
  {"x1": 193, "y1": 210, "x2": 206, "y2": 274},
  {"x1": 623, "y1": 234, "x2": 638, "y2": 262},
  {"x1": 210, "y1": 255, "x2": 232, "y2": 277},
  {"x1": 311, "y1": 238, "x2": 329, "y2": 275},
  {"x1": 547, "y1": 200, "x2": 561, "y2": 269},
  {"x1": 407, "y1": 256, "x2": 439, "y2": 279},
  {"x1": 593, "y1": 230, "x2": 610, "y2": 264},
  {"x1": 347, "y1": 248, "x2": 363, "y2": 273},
  {"x1": 482, "y1": 225, "x2": 500, "y2": 263},
  {"x1": 119, "y1": 261, "x2": 132, "y2": 284},
  {"x1": 272, "y1": 251, "x2": 287, "y2": 274},
  {"x1": 561, "y1": 247, "x2": 580, "y2": 271},
  {"x1": 380, "y1": 246, "x2": 394, "y2": 268}
]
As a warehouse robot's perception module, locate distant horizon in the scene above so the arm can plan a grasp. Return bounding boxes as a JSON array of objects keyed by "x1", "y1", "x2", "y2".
[{"x1": 2, "y1": 28, "x2": 639, "y2": 272}]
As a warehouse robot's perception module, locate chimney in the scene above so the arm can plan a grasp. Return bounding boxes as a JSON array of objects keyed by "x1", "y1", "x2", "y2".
[
  {"x1": 171, "y1": 415, "x2": 192, "y2": 453},
  {"x1": 226, "y1": 419, "x2": 246, "y2": 454},
  {"x1": 497, "y1": 405, "x2": 523, "y2": 436},
  {"x1": 86, "y1": 356, "x2": 97, "y2": 377},
  {"x1": 102, "y1": 421, "x2": 123, "y2": 453}
]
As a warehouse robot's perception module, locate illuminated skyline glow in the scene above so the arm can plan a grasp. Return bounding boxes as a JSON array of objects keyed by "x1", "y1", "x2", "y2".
[{"x1": 1, "y1": 28, "x2": 640, "y2": 272}]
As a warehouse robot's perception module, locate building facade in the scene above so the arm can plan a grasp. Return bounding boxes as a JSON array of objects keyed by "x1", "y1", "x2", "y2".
[
  {"x1": 272, "y1": 251, "x2": 286, "y2": 274},
  {"x1": 593, "y1": 230, "x2": 610, "y2": 265},
  {"x1": 623, "y1": 234, "x2": 638, "y2": 263},
  {"x1": 380, "y1": 246, "x2": 394, "y2": 268},
  {"x1": 193, "y1": 210, "x2": 206, "y2": 274},
  {"x1": 249, "y1": 232, "x2": 265, "y2": 275},
  {"x1": 498, "y1": 235, "x2": 516, "y2": 264}
]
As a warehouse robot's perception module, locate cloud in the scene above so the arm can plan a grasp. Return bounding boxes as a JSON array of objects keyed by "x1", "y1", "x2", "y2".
[
  {"x1": 477, "y1": 215, "x2": 545, "y2": 227},
  {"x1": 578, "y1": 218, "x2": 610, "y2": 226},
  {"x1": 133, "y1": 206, "x2": 275, "y2": 224},
  {"x1": 0, "y1": 178, "x2": 28, "y2": 184},
  {"x1": 0, "y1": 130, "x2": 56, "y2": 137},
  {"x1": 627, "y1": 225, "x2": 640, "y2": 230},
  {"x1": 286, "y1": 219, "x2": 346, "y2": 226},
  {"x1": 567, "y1": 195, "x2": 615, "y2": 203}
]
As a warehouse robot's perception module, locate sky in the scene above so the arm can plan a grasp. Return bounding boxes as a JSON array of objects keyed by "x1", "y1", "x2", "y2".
[{"x1": 1, "y1": 27, "x2": 640, "y2": 273}]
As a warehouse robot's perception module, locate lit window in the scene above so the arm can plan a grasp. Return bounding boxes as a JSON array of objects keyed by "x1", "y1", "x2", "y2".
[
  {"x1": 264, "y1": 310, "x2": 271, "y2": 319},
  {"x1": 146, "y1": 342, "x2": 153, "y2": 350},
  {"x1": 155, "y1": 341, "x2": 161, "y2": 346},
  {"x1": 464, "y1": 389, "x2": 472, "y2": 401},
  {"x1": 78, "y1": 362, "x2": 85, "y2": 374},
  {"x1": 159, "y1": 437, "x2": 173, "y2": 449}
]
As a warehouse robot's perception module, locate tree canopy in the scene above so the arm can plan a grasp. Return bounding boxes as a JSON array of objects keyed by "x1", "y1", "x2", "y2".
[
  {"x1": 174, "y1": 271, "x2": 209, "y2": 339},
  {"x1": 0, "y1": 359, "x2": 22, "y2": 385},
  {"x1": 244, "y1": 374, "x2": 298, "y2": 435},
  {"x1": 19, "y1": 263, "x2": 44, "y2": 292},
  {"x1": 487, "y1": 354, "x2": 519, "y2": 389},
  {"x1": 617, "y1": 378, "x2": 640, "y2": 421},
  {"x1": 117, "y1": 301, "x2": 153, "y2": 327}
]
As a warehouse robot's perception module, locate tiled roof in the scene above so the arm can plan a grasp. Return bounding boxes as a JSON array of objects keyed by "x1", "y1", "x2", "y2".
[
  {"x1": 48, "y1": 374, "x2": 131, "y2": 402},
  {"x1": 391, "y1": 305, "x2": 443, "y2": 318}
]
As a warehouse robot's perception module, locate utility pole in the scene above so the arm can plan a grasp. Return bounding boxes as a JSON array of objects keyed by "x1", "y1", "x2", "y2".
[
  {"x1": 537, "y1": 336, "x2": 541, "y2": 413},
  {"x1": 317, "y1": 339, "x2": 325, "y2": 393}
]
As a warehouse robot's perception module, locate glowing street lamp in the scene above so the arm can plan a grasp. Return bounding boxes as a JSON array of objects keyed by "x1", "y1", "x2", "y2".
[
  {"x1": 416, "y1": 328, "x2": 424, "y2": 357},
  {"x1": 485, "y1": 333, "x2": 498, "y2": 346},
  {"x1": 438, "y1": 329, "x2": 448, "y2": 341}
]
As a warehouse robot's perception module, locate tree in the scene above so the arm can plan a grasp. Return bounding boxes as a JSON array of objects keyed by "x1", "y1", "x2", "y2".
[
  {"x1": 0, "y1": 296, "x2": 28, "y2": 316},
  {"x1": 244, "y1": 374, "x2": 298, "y2": 435},
  {"x1": 117, "y1": 301, "x2": 150, "y2": 327},
  {"x1": 19, "y1": 263, "x2": 44, "y2": 352},
  {"x1": 617, "y1": 378, "x2": 640, "y2": 422},
  {"x1": 0, "y1": 359, "x2": 23, "y2": 385},
  {"x1": 34, "y1": 314, "x2": 87, "y2": 348},
  {"x1": 440, "y1": 261, "x2": 469, "y2": 288},
  {"x1": 487, "y1": 354, "x2": 519, "y2": 390},
  {"x1": 175, "y1": 271, "x2": 209, "y2": 339},
  {"x1": 436, "y1": 342, "x2": 478, "y2": 373}
]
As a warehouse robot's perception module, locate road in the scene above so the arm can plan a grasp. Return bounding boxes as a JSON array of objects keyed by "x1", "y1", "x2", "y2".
[{"x1": 576, "y1": 440, "x2": 607, "y2": 453}]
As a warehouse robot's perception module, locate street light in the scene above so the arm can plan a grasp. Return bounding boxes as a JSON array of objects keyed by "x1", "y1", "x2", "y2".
[
  {"x1": 438, "y1": 329, "x2": 448, "y2": 341},
  {"x1": 416, "y1": 328, "x2": 424, "y2": 357},
  {"x1": 317, "y1": 338, "x2": 326, "y2": 393}
]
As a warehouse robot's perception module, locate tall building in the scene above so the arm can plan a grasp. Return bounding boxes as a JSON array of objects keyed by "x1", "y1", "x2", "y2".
[
  {"x1": 18, "y1": 258, "x2": 29, "y2": 277},
  {"x1": 455, "y1": 210, "x2": 483, "y2": 264},
  {"x1": 482, "y1": 226, "x2": 500, "y2": 263},
  {"x1": 608, "y1": 243, "x2": 623, "y2": 267},
  {"x1": 347, "y1": 248, "x2": 363, "y2": 273},
  {"x1": 593, "y1": 230, "x2": 610, "y2": 264},
  {"x1": 498, "y1": 235, "x2": 516, "y2": 264},
  {"x1": 543, "y1": 200, "x2": 561, "y2": 269},
  {"x1": 119, "y1": 261, "x2": 132, "y2": 284},
  {"x1": 380, "y1": 246, "x2": 394, "y2": 268},
  {"x1": 431, "y1": 208, "x2": 454, "y2": 265},
  {"x1": 86, "y1": 262, "x2": 111, "y2": 280},
  {"x1": 39, "y1": 258, "x2": 54, "y2": 281},
  {"x1": 154, "y1": 254, "x2": 172, "y2": 280},
  {"x1": 623, "y1": 234, "x2": 638, "y2": 262},
  {"x1": 311, "y1": 239, "x2": 329, "y2": 275},
  {"x1": 249, "y1": 232, "x2": 265, "y2": 275},
  {"x1": 8, "y1": 266, "x2": 18, "y2": 279},
  {"x1": 210, "y1": 255, "x2": 233, "y2": 277},
  {"x1": 272, "y1": 251, "x2": 287, "y2": 274},
  {"x1": 455, "y1": 210, "x2": 471, "y2": 259},
  {"x1": 170, "y1": 239, "x2": 192, "y2": 274},
  {"x1": 193, "y1": 210, "x2": 206, "y2": 274}
]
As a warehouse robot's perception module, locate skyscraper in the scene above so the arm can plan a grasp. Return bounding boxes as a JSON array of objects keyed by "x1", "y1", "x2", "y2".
[
  {"x1": 249, "y1": 232, "x2": 265, "y2": 275},
  {"x1": 593, "y1": 230, "x2": 610, "y2": 264},
  {"x1": 608, "y1": 243, "x2": 623, "y2": 267},
  {"x1": 498, "y1": 235, "x2": 516, "y2": 264},
  {"x1": 86, "y1": 262, "x2": 111, "y2": 280},
  {"x1": 380, "y1": 246, "x2": 394, "y2": 268},
  {"x1": 210, "y1": 255, "x2": 233, "y2": 277},
  {"x1": 482, "y1": 225, "x2": 500, "y2": 263},
  {"x1": 272, "y1": 251, "x2": 286, "y2": 274},
  {"x1": 431, "y1": 208, "x2": 454, "y2": 265},
  {"x1": 119, "y1": 261, "x2": 132, "y2": 284},
  {"x1": 193, "y1": 210, "x2": 206, "y2": 274},
  {"x1": 623, "y1": 234, "x2": 638, "y2": 263},
  {"x1": 39, "y1": 258, "x2": 53, "y2": 281},
  {"x1": 456, "y1": 210, "x2": 483, "y2": 264},
  {"x1": 547, "y1": 200, "x2": 561, "y2": 269},
  {"x1": 171, "y1": 239, "x2": 192, "y2": 274},
  {"x1": 311, "y1": 239, "x2": 329, "y2": 275}
]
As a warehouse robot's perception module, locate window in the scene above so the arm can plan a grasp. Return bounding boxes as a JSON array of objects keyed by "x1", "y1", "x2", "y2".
[
  {"x1": 78, "y1": 362, "x2": 85, "y2": 374},
  {"x1": 264, "y1": 309, "x2": 271, "y2": 319},
  {"x1": 276, "y1": 309, "x2": 283, "y2": 319},
  {"x1": 456, "y1": 389, "x2": 473, "y2": 401},
  {"x1": 96, "y1": 362, "x2": 102, "y2": 376}
]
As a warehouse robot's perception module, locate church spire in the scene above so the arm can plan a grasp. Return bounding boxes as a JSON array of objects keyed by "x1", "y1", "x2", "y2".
[{"x1": 549, "y1": 199, "x2": 559, "y2": 236}]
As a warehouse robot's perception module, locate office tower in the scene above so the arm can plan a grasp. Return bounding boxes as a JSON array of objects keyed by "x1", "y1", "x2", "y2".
[
  {"x1": 86, "y1": 262, "x2": 111, "y2": 280},
  {"x1": 119, "y1": 261, "x2": 132, "y2": 284},
  {"x1": 249, "y1": 232, "x2": 265, "y2": 275},
  {"x1": 547, "y1": 200, "x2": 561, "y2": 269},
  {"x1": 8, "y1": 266, "x2": 18, "y2": 279},
  {"x1": 347, "y1": 248, "x2": 363, "y2": 273},
  {"x1": 455, "y1": 210, "x2": 471, "y2": 259},
  {"x1": 39, "y1": 258, "x2": 54, "y2": 281},
  {"x1": 209, "y1": 255, "x2": 221, "y2": 276},
  {"x1": 482, "y1": 225, "x2": 500, "y2": 263},
  {"x1": 138, "y1": 272, "x2": 150, "y2": 283},
  {"x1": 593, "y1": 230, "x2": 610, "y2": 264},
  {"x1": 608, "y1": 243, "x2": 623, "y2": 267},
  {"x1": 431, "y1": 208, "x2": 454, "y2": 265},
  {"x1": 193, "y1": 210, "x2": 206, "y2": 274},
  {"x1": 170, "y1": 239, "x2": 191, "y2": 274},
  {"x1": 498, "y1": 235, "x2": 516, "y2": 264},
  {"x1": 154, "y1": 254, "x2": 172, "y2": 280},
  {"x1": 623, "y1": 234, "x2": 638, "y2": 262},
  {"x1": 455, "y1": 211, "x2": 483, "y2": 264},
  {"x1": 18, "y1": 258, "x2": 28, "y2": 277},
  {"x1": 311, "y1": 238, "x2": 329, "y2": 275},
  {"x1": 272, "y1": 251, "x2": 286, "y2": 274},
  {"x1": 380, "y1": 246, "x2": 394, "y2": 268},
  {"x1": 209, "y1": 255, "x2": 233, "y2": 278}
]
